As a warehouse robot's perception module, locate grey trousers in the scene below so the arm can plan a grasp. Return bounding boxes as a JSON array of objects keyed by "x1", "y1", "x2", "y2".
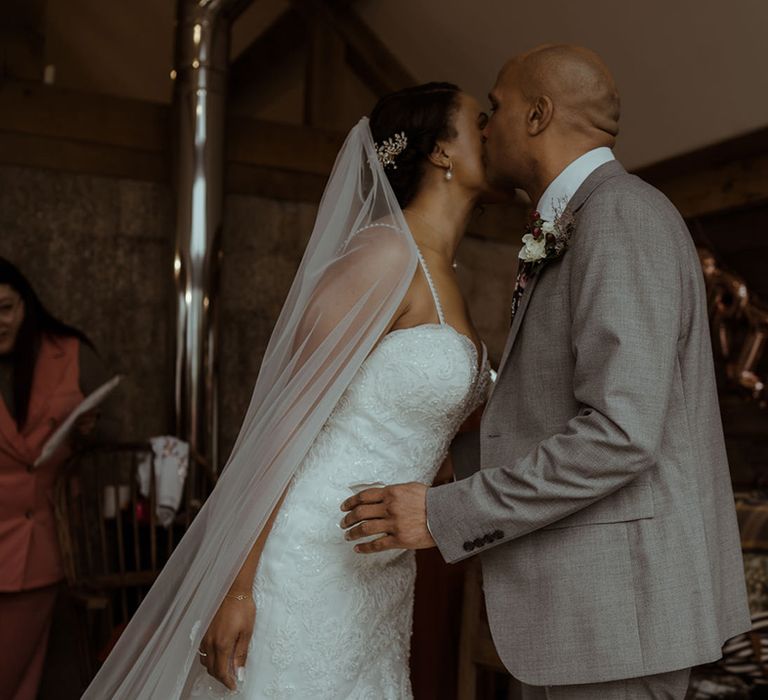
[{"x1": 519, "y1": 667, "x2": 691, "y2": 700}]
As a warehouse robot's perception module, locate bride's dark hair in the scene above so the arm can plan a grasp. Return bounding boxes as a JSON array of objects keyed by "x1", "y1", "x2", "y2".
[{"x1": 369, "y1": 82, "x2": 461, "y2": 208}]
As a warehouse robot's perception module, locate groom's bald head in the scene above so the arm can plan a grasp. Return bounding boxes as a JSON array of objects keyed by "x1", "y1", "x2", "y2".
[
  {"x1": 501, "y1": 44, "x2": 620, "y2": 140},
  {"x1": 483, "y1": 44, "x2": 621, "y2": 196}
]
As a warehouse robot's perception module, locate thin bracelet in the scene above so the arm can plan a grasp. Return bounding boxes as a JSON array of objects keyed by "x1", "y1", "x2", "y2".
[{"x1": 225, "y1": 592, "x2": 252, "y2": 601}]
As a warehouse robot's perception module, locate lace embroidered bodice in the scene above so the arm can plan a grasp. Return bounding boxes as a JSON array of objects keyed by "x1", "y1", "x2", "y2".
[{"x1": 191, "y1": 249, "x2": 491, "y2": 699}]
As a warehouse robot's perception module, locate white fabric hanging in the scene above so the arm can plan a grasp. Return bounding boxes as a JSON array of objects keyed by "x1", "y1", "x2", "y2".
[
  {"x1": 136, "y1": 436, "x2": 190, "y2": 528},
  {"x1": 82, "y1": 118, "x2": 419, "y2": 699}
]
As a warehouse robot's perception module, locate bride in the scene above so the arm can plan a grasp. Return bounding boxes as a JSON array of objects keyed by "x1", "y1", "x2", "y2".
[{"x1": 83, "y1": 82, "x2": 494, "y2": 699}]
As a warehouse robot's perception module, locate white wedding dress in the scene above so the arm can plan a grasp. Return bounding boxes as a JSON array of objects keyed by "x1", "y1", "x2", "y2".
[{"x1": 191, "y1": 252, "x2": 490, "y2": 699}]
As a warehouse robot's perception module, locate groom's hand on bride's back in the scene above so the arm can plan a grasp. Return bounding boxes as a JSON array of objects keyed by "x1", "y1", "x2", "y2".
[{"x1": 340, "y1": 482, "x2": 435, "y2": 553}]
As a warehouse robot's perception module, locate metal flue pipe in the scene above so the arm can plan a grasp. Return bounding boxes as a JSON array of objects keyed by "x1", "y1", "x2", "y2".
[{"x1": 171, "y1": 0, "x2": 251, "y2": 490}]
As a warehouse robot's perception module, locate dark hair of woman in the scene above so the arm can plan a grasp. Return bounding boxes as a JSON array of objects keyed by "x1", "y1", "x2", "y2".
[
  {"x1": 369, "y1": 82, "x2": 461, "y2": 208},
  {"x1": 0, "y1": 257, "x2": 93, "y2": 429}
]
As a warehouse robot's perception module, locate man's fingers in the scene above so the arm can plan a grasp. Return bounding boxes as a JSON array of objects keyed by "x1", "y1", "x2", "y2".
[
  {"x1": 340, "y1": 487, "x2": 386, "y2": 512},
  {"x1": 346, "y1": 482, "x2": 435, "y2": 553},
  {"x1": 340, "y1": 503, "x2": 387, "y2": 528},
  {"x1": 354, "y1": 535, "x2": 398, "y2": 554},
  {"x1": 345, "y1": 518, "x2": 393, "y2": 542}
]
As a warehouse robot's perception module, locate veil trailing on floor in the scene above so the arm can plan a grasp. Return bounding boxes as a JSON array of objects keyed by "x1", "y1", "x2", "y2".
[{"x1": 83, "y1": 118, "x2": 418, "y2": 699}]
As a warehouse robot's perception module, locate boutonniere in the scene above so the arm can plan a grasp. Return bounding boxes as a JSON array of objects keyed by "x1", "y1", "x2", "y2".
[
  {"x1": 519, "y1": 208, "x2": 575, "y2": 267},
  {"x1": 510, "y1": 207, "x2": 575, "y2": 324}
]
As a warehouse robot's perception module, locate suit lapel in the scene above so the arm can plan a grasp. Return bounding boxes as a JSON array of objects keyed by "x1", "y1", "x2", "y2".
[
  {"x1": 492, "y1": 160, "x2": 627, "y2": 390},
  {"x1": 494, "y1": 269, "x2": 540, "y2": 383},
  {"x1": 24, "y1": 337, "x2": 68, "y2": 439},
  {"x1": 565, "y1": 159, "x2": 626, "y2": 215},
  {"x1": 0, "y1": 337, "x2": 71, "y2": 464}
]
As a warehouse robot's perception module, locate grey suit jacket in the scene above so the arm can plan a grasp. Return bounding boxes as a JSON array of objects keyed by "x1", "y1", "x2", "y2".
[{"x1": 427, "y1": 161, "x2": 751, "y2": 686}]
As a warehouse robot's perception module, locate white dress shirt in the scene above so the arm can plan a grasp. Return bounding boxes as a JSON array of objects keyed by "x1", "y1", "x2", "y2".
[{"x1": 536, "y1": 147, "x2": 615, "y2": 222}]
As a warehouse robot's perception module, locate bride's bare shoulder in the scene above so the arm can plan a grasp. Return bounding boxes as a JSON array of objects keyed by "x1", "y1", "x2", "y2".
[{"x1": 346, "y1": 220, "x2": 414, "y2": 268}]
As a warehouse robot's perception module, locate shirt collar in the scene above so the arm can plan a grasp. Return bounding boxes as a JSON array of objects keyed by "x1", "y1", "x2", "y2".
[{"x1": 536, "y1": 147, "x2": 616, "y2": 221}]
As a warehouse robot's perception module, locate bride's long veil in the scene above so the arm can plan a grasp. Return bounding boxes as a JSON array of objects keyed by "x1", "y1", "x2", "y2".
[{"x1": 83, "y1": 118, "x2": 418, "y2": 699}]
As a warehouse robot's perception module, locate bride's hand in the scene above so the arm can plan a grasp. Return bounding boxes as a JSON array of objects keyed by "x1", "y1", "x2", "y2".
[{"x1": 199, "y1": 592, "x2": 256, "y2": 690}]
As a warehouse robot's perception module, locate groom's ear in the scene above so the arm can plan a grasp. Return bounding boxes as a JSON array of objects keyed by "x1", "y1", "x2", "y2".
[{"x1": 527, "y1": 95, "x2": 554, "y2": 136}]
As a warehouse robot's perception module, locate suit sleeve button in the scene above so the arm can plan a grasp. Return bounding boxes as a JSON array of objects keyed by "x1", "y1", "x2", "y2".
[
  {"x1": 463, "y1": 541, "x2": 475, "y2": 552},
  {"x1": 493, "y1": 530, "x2": 504, "y2": 540},
  {"x1": 483, "y1": 534, "x2": 493, "y2": 544},
  {"x1": 473, "y1": 537, "x2": 485, "y2": 548}
]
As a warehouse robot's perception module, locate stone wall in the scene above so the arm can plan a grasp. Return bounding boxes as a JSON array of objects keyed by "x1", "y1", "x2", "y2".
[
  {"x1": 218, "y1": 194, "x2": 319, "y2": 462},
  {"x1": 0, "y1": 164, "x2": 174, "y2": 441}
]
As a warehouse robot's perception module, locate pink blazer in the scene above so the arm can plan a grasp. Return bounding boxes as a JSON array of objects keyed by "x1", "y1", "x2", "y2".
[{"x1": 0, "y1": 335, "x2": 83, "y2": 591}]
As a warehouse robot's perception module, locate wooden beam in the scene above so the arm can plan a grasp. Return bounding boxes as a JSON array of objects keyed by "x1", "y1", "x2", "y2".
[
  {"x1": 229, "y1": 8, "x2": 309, "y2": 101},
  {"x1": 293, "y1": 0, "x2": 416, "y2": 96},
  {"x1": 635, "y1": 126, "x2": 768, "y2": 184},
  {"x1": 0, "y1": 81, "x2": 169, "y2": 153},
  {"x1": 0, "y1": 81, "x2": 344, "y2": 197},
  {"x1": 0, "y1": 81, "x2": 170, "y2": 182},
  {"x1": 303, "y1": 19, "x2": 347, "y2": 128},
  {"x1": 227, "y1": 115, "x2": 344, "y2": 175},
  {"x1": 0, "y1": 130, "x2": 169, "y2": 182},
  {"x1": 635, "y1": 127, "x2": 768, "y2": 218},
  {"x1": 230, "y1": 0, "x2": 412, "y2": 111},
  {"x1": 0, "y1": 129, "x2": 332, "y2": 200},
  {"x1": 229, "y1": 0, "x2": 358, "y2": 105},
  {"x1": 648, "y1": 154, "x2": 768, "y2": 219},
  {"x1": 226, "y1": 163, "x2": 328, "y2": 201}
]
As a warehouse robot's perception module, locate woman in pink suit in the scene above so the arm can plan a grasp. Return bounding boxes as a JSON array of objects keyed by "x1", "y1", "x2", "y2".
[{"x1": 0, "y1": 258, "x2": 110, "y2": 700}]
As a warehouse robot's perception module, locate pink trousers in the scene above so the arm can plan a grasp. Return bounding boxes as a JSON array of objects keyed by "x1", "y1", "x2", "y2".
[{"x1": 0, "y1": 584, "x2": 58, "y2": 700}]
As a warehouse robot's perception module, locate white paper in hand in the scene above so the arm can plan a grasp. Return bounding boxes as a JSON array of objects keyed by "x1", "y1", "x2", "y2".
[{"x1": 34, "y1": 375, "x2": 122, "y2": 467}]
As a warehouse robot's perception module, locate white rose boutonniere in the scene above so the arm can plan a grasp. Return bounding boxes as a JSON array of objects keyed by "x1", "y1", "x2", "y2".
[
  {"x1": 517, "y1": 210, "x2": 574, "y2": 265},
  {"x1": 519, "y1": 233, "x2": 547, "y2": 263},
  {"x1": 510, "y1": 208, "x2": 576, "y2": 322},
  {"x1": 541, "y1": 220, "x2": 557, "y2": 235}
]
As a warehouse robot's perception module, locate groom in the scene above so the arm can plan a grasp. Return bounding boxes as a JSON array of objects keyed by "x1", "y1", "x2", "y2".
[{"x1": 342, "y1": 44, "x2": 751, "y2": 698}]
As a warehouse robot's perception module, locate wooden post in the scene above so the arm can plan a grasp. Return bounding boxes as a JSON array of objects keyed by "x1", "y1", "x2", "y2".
[
  {"x1": 294, "y1": 0, "x2": 416, "y2": 96},
  {"x1": 229, "y1": 8, "x2": 309, "y2": 102},
  {"x1": 304, "y1": 20, "x2": 346, "y2": 129}
]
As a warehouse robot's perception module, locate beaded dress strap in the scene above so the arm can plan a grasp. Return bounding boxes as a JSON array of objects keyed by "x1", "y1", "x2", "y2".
[
  {"x1": 413, "y1": 247, "x2": 446, "y2": 325},
  {"x1": 354, "y1": 223, "x2": 445, "y2": 325}
]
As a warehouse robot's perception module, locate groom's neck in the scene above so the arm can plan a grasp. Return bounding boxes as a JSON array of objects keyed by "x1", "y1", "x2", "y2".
[{"x1": 525, "y1": 139, "x2": 606, "y2": 206}]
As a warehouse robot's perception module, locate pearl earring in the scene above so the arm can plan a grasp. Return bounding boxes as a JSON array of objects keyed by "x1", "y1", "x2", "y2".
[{"x1": 445, "y1": 163, "x2": 453, "y2": 181}]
